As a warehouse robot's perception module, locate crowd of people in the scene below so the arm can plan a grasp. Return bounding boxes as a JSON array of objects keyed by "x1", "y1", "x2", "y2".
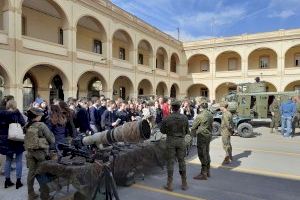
[{"x1": 0, "y1": 94, "x2": 201, "y2": 196}]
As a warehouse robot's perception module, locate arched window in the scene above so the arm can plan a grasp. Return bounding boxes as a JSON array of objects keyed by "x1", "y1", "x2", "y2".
[
  {"x1": 50, "y1": 75, "x2": 64, "y2": 103},
  {"x1": 23, "y1": 74, "x2": 36, "y2": 110},
  {"x1": 88, "y1": 78, "x2": 103, "y2": 98}
]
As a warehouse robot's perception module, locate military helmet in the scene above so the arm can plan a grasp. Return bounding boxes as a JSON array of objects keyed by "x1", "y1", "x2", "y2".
[
  {"x1": 28, "y1": 107, "x2": 44, "y2": 116},
  {"x1": 171, "y1": 100, "x2": 181, "y2": 107}
]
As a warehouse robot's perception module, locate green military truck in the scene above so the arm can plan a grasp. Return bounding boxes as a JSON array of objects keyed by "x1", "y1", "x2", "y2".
[{"x1": 212, "y1": 81, "x2": 300, "y2": 138}]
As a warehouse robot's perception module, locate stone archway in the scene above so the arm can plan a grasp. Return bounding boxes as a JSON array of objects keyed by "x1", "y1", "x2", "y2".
[
  {"x1": 285, "y1": 45, "x2": 300, "y2": 68},
  {"x1": 156, "y1": 82, "x2": 168, "y2": 97},
  {"x1": 77, "y1": 71, "x2": 107, "y2": 99},
  {"x1": 187, "y1": 84, "x2": 209, "y2": 98},
  {"x1": 0, "y1": 64, "x2": 9, "y2": 101},
  {"x1": 170, "y1": 53, "x2": 180, "y2": 73},
  {"x1": 138, "y1": 79, "x2": 153, "y2": 96},
  {"x1": 137, "y1": 40, "x2": 153, "y2": 67},
  {"x1": 76, "y1": 15, "x2": 107, "y2": 55},
  {"x1": 156, "y1": 47, "x2": 168, "y2": 70},
  {"x1": 113, "y1": 76, "x2": 134, "y2": 100},
  {"x1": 112, "y1": 29, "x2": 134, "y2": 63},
  {"x1": 22, "y1": 0, "x2": 69, "y2": 44},
  {"x1": 170, "y1": 83, "x2": 179, "y2": 98},
  {"x1": 215, "y1": 82, "x2": 237, "y2": 102},
  {"x1": 188, "y1": 54, "x2": 210, "y2": 73},
  {"x1": 248, "y1": 48, "x2": 278, "y2": 70},
  {"x1": 22, "y1": 64, "x2": 70, "y2": 104},
  {"x1": 22, "y1": 73, "x2": 37, "y2": 109},
  {"x1": 284, "y1": 81, "x2": 300, "y2": 92},
  {"x1": 216, "y1": 51, "x2": 241, "y2": 71}
]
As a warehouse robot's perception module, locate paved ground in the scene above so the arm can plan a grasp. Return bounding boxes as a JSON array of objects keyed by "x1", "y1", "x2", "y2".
[{"x1": 1, "y1": 127, "x2": 300, "y2": 200}]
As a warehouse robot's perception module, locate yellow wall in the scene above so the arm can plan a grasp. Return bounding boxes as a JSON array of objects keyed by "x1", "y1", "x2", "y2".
[
  {"x1": 112, "y1": 38, "x2": 131, "y2": 61},
  {"x1": 138, "y1": 48, "x2": 151, "y2": 66},
  {"x1": 216, "y1": 52, "x2": 241, "y2": 71},
  {"x1": 248, "y1": 49, "x2": 277, "y2": 69},
  {"x1": 77, "y1": 25, "x2": 106, "y2": 54},
  {"x1": 113, "y1": 77, "x2": 133, "y2": 100},
  {"x1": 188, "y1": 55, "x2": 209, "y2": 73},
  {"x1": 138, "y1": 80, "x2": 153, "y2": 95},
  {"x1": 22, "y1": 7, "x2": 64, "y2": 43},
  {"x1": 156, "y1": 54, "x2": 165, "y2": 69},
  {"x1": 188, "y1": 85, "x2": 208, "y2": 97},
  {"x1": 285, "y1": 46, "x2": 300, "y2": 68}
]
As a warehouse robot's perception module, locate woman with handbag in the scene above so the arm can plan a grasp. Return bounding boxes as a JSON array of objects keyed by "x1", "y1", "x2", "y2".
[{"x1": 0, "y1": 100, "x2": 25, "y2": 189}]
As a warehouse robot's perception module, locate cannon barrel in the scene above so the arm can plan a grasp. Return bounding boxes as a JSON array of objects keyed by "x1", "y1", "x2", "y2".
[{"x1": 82, "y1": 120, "x2": 151, "y2": 147}]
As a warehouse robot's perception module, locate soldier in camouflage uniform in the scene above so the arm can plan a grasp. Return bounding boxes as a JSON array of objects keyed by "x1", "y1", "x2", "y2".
[
  {"x1": 220, "y1": 102, "x2": 233, "y2": 165},
  {"x1": 24, "y1": 108, "x2": 55, "y2": 200},
  {"x1": 191, "y1": 101, "x2": 213, "y2": 180},
  {"x1": 269, "y1": 97, "x2": 280, "y2": 133},
  {"x1": 160, "y1": 100, "x2": 190, "y2": 191}
]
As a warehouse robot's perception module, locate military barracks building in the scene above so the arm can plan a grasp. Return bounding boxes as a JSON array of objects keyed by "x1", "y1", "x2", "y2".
[{"x1": 1, "y1": 0, "x2": 300, "y2": 109}]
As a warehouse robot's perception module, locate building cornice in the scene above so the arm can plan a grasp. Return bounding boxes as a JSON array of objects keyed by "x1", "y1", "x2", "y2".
[
  {"x1": 183, "y1": 29, "x2": 300, "y2": 50},
  {"x1": 78, "y1": 0, "x2": 182, "y2": 50}
]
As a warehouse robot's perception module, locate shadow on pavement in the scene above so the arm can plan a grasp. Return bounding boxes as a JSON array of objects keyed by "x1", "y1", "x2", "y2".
[{"x1": 222, "y1": 150, "x2": 252, "y2": 169}]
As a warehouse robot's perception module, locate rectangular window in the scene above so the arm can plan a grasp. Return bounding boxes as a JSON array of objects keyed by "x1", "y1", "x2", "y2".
[
  {"x1": 93, "y1": 40, "x2": 102, "y2": 54},
  {"x1": 201, "y1": 60, "x2": 209, "y2": 71},
  {"x1": 22, "y1": 16, "x2": 26, "y2": 35},
  {"x1": 201, "y1": 88, "x2": 208, "y2": 97},
  {"x1": 259, "y1": 56, "x2": 269, "y2": 69},
  {"x1": 295, "y1": 54, "x2": 300, "y2": 67},
  {"x1": 119, "y1": 47, "x2": 125, "y2": 60},
  {"x1": 58, "y1": 28, "x2": 63, "y2": 45},
  {"x1": 228, "y1": 58, "x2": 237, "y2": 70},
  {"x1": 138, "y1": 54, "x2": 144, "y2": 65}
]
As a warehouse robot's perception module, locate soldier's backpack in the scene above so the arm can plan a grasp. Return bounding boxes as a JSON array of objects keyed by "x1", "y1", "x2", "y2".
[{"x1": 24, "y1": 122, "x2": 48, "y2": 150}]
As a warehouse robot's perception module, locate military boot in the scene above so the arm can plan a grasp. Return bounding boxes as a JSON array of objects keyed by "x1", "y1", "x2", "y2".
[
  {"x1": 270, "y1": 128, "x2": 274, "y2": 133},
  {"x1": 164, "y1": 176, "x2": 173, "y2": 191},
  {"x1": 180, "y1": 171, "x2": 188, "y2": 190},
  {"x1": 222, "y1": 156, "x2": 231, "y2": 165},
  {"x1": 28, "y1": 192, "x2": 39, "y2": 200},
  {"x1": 193, "y1": 172, "x2": 208, "y2": 180},
  {"x1": 207, "y1": 166, "x2": 211, "y2": 178}
]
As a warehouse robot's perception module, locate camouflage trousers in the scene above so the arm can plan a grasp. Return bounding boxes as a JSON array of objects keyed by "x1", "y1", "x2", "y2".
[
  {"x1": 166, "y1": 137, "x2": 186, "y2": 177},
  {"x1": 221, "y1": 134, "x2": 232, "y2": 158},
  {"x1": 270, "y1": 114, "x2": 280, "y2": 129},
  {"x1": 197, "y1": 138, "x2": 211, "y2": 173},
  {"x1": 26, "y1": 150, "x2": 50, "y2": 200}
]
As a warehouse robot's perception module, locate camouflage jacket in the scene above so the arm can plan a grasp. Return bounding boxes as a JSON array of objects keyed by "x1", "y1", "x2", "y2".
[
  {"x1": 24, "y1": 122, "x2": 55, "y2": 151},
  {"x1": 221, "y1": 110, "x2": 233, "y2": 136},
  {"x1": 191, "y1": 109, "x2": 213, "y2": 139},
  {"x1": 160, "y1": 111, "x2": 189, "y2": 138},
  {"x1": 269, "y1": 101, "x2": 280, "y2": 113}
]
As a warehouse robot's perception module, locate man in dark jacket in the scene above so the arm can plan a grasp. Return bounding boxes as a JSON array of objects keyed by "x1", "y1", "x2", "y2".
[
  {"x1": 97, "y1": 99, "x2": 107, "y2": 131},
  {"x1": 101, "y1": 100, "x2": 118, "y2": 130},
  {"x1": 75, "y1": 98, "x2": 90, "y2": 133},
  {"x1": 116, "y1": 102, "x2": 129, "y2": 125},
  {"x1": 89, "y1": 99, "x2": 99, "y2": 133}
]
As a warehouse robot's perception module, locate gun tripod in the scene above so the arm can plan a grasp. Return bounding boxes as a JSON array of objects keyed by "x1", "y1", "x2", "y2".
[{"x1": 92, "y1": 161, "x2": 120, "y2": 200}]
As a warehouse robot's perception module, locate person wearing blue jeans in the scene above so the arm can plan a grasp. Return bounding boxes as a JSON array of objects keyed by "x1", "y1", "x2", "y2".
[
  {"x1": 5, "y1": 153, "x2": 23, "y2": 183},
  {"x1": 280, "y1": 98, "x2": 297, "y2": 137}
]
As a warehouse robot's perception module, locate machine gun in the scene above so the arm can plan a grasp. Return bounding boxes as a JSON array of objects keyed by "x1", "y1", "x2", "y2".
[{"x1": 56, "y1": 143, "x2": 95, "y2": 165}]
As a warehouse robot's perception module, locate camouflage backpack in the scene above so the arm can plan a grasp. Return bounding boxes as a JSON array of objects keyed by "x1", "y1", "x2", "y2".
[{"x1": 24, "y1": 122, "x2": 49, "y2": 150}]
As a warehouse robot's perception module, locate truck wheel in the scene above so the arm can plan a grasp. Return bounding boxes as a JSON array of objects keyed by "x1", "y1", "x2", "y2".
[
  {"x1": 238, "y1": 123, "x2": 253, "y2": 138},
  {"x1": 212, "y1": 121, "x2": 221, "y2": 136}
]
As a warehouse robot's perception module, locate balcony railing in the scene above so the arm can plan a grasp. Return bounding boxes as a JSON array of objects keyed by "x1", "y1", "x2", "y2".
[
  {"x1": 155, "y1": 68, "x2": 168, "y2": 76},
  {"x1": 77, "y1": 49, "x2": 106, "y2": 64},
  {"x1": 137, "y1": 64, "x2": 153, "y2": 74},
  {"x1": 247, "y1": 68, "x2": 278, "y2": 76},
  {"x1": 112, "y1": 58, "x2": 133, "y2": 70},
  {"x1": 216, "y1": 70, "x2": 242, "y2": 78},
  {"x1": 22, "y1": 36, "x2": 68, "y2": 56}
]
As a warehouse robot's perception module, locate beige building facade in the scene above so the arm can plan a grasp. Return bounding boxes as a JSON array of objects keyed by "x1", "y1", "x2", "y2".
[{"x1": 0, "y1": 0, "x2": 300, "y2": 109}]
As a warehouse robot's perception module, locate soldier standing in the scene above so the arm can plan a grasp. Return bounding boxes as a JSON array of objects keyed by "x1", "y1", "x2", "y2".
[
  {"x1": 24, "y1": 108, "x2": 55, "y2": 200},
  {"x1": 269, "y1": 97, "x2": 280, "y2": 133},
  {"x1": 220, "y1": 102, "x2": 233, "y2": 165},
  {"x1": 160, "y1": 100, "x2": 190, "y2": 191},
  {"x1": 191, "y1": 101, "x2": 213, "y2": 180}
]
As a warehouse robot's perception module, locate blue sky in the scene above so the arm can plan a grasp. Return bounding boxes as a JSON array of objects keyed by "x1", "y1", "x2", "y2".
[{"x1": 111, "y1": 0, "x2": 300, "y2": 41}]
